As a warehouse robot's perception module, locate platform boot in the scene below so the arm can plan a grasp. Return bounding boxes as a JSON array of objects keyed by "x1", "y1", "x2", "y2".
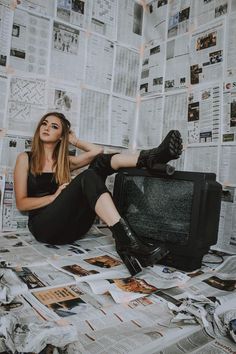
[
  {"x1": 136, "y1": 130, "x2": 183, "y2": 170},
  {"x1": 110, "y1": 218, "x2": 168, "y2": 276}
]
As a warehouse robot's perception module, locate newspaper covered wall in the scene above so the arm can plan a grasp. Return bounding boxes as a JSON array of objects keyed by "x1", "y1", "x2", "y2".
[{"x1": 0, "y1": 0, "x2": 235, "y2": 266}]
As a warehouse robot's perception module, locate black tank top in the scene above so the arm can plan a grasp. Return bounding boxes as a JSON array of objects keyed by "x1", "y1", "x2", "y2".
[{"x1": 27, "y1": 152, "x2": 58, "y2": 218}]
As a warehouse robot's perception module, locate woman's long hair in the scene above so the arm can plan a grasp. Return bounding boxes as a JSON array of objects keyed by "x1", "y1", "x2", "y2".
[{"x1": 30, "y1": 112, "x2": 71, "y2": 185}]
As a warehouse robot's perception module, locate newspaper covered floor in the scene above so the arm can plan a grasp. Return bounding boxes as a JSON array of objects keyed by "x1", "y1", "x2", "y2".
[{"x1": 0, "y1": 226, "x2": 236, "y2": 354}]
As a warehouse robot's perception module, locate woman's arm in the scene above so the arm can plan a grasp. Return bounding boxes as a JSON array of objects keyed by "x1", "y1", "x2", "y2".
[
  {"x1": 14, "y1": 152, "x2": 65, "y2": 212},
  {"x1": 69, "y1": 131, "x2": 104, "y2": 171}
]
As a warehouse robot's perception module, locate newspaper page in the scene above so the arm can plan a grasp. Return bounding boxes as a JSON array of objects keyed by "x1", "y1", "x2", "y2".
[
  {"x1": 7, "y1": 75, "x2": 46, "y2": 134},
  {"x1": 219, "y1": 145, "x2": 236, "y2": 184},
  {"x1": 9, "y1": 8, "x2": 51, "y2": 75},
  {"x1": 187, "y1": 84, "x2": 221, "y2": 144},
  {"x1": 113, "y1": 45, "x2": 140, "y2": 98},
  {"x1": 136, "y1": 96, "x2": 163, "y2": 149},
  {"x1": 117, "y1": 0, "x2": 143, "y2": 48},
  {"x1": 0, "y1": 134, "x2": 31, "y2": 168},
  {"x1": 47, "y1": 80, "x2": 80, "y2": 128},
  {"x1": 0, "y1": 3, "x2": 13, "y2": 73},
  {"x1": 89, "y1": 0, "x2": 117, "y2": 39},
  {"x1": 213, "y1": 186, "x2": 236, "y2": 254},
  {"x1": 143, "y1": 0, "x2": 168, "y2": 44},
  {"x1": 1, "y1": 169, "x2": 28, "y2": 231},
  {"x1": 85, "y1": 33, "x2": 114, "y2": 91},
  {"x1": 79, "y1": 88, "x2": 109, "y2": 144},
  {"x1": 0, "y1": 173, "x2": 5, "y2": 230},
  {"x1": 165, "y1": 33, "x2": 190, "y2": 91},
  {"x1": 0, "y1": 75, "x2": 8, "y2": 128},
  {"x1": 18, "y1": 0, "x2": 55, "y2": 17},
  {"x1": 225, "y1": 12, "x2": 236, "y2": 78},
  {"x1": 222, "y1": 85, "x2": 236, "y2": 142},
  {"x1": 190, "y1": 21, "x2": 224, "y2": 85},
  {"x1": 56, "y1": 0, "x2": 91, "y2": 29},
  {"x1": 192, "y1": 0, "x2": 229, "y2": 28},
  {"x1": 110, "y1": 96, "x2": 136, "y2": 148},
  {"x1": 50, "y1": 21, "x2": 86, "y2": 82},
  {"x1": 167, "y1": 0, "x2": 191, "y2": 38},
  {"x1": 184, "y1": 146, "x2": 218, "y2": 173},
  {"x1": 162, "y1": 92, "x2": 188, "y2": 143},
  {"x1": 140, "y1": 40, "x2": 165, "y2": 95}
]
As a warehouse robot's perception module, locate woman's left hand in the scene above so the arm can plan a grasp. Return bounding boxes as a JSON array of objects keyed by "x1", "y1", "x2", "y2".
[{"x1": 69, "y1": 130, "x2": 78, "y2": 146}]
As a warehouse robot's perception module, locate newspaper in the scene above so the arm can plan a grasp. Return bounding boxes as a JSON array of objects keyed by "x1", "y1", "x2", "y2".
[
  {"x1": 225, "y1": 12, "x2": 236, "y2": 78},
  {"x1": 86, "y1": 34, "x2": 114, "y2": 91},
  {"x1": 190, "y1": 21, "x2": 224, "y2": 85},
  {"x1": 140, "y1": 40, "x2": 165, "y2": 95},
  {"x1": 167, "y1": 0, "x2": 191, "y2": 38},
  {"x1": 185, "y1": 145, "x2": 218, "y2": 174},
  {"x1": 113, "y1": 45, "x2": 140, "y2": 98},
  {"x1": 144, "y1": 0, "x2": 168, "y2": 44},
  {"x1": 56, "y1": 0, "x2": 91, "y2": 29},
  {"x1": 19, "y1": 0, "x2": 55, "y2": 16},
  {"x1": 192, "y1": 0, "x2": 229, "y2": 28},
  {"x1": 0, "y1": 3, "x2": 13, "y2": 74},
  {"x1": 7, "y1": 75, "x2": 46, "y2": 134},
  {"x1": 79, "y1": 88, "x2": 110, "y2": 144},
  {"x1": 219, "y1": 146, "x2": 236, "y2": 185},
  {"x1": 90, "y1": 0, "x2": 117, "y2": 39},
  {"x1": 9, "y1": 8, "x2": 51, "y2": 75},
  {"x1": 222, "y1": 85, "x2": 236, "y2": 143},
  {"x1": 50, "y1": 21, "x2": 86, "y2": 83},
  {"x1": 187, "y1": 84, "x2": 220, "y2": 144},
  {"x1": 137, "y1": 96, "x2": 163, "y2": 149},
  {"x1": 117, "y1": 0, "x2": 143, "y2": 48},
  {"x1": 165, "y1": 34, "x2": 190, "y2": 91},
  {"x1": 0, "y1": 75, "x2": 8, "y2": 128}
]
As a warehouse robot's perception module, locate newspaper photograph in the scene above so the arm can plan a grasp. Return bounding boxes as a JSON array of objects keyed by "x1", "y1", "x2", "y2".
[
  {"x1": 56, "y1": 0, "x2": 90, "y2": 29},
  {"x1": 117, "y1": 0, "x2": 143, "y2": 48},
  {"x1": 190, "y1": 21, "x2": 224, "y2": 85},
  {"x1": 167, "y1": 0, "x2": 191, "y2": 38},
  {"x1": 110, "y1": 96, "x2": 136, "y2": 148},
  {"x1": 113, "y1": 45, "x2": 140, "y2": 98},
  {"x1": 137, "y1": 96, "x2": 163, "y2": 149},
  {"x1": 187, "y1": 84, "x2": 220, "y2": 144},
  {"x1": 7, "y1": 76, "x2": 46, "y2": 134},
  {"x1": 85, "y1": 34, "x2": 114, "y2": 91},
  {"x1": 10, "y1": 8, "x2": 51, "y2": 75},
  {"x1": 0, "y1": 134, "x2": 31, "y2": 168},
  {"x1": 90, "y1": 0, "x2": 117, "y2": 39},
  {"x1": 0, "y1": 3, "x2": 13, "y2": 73},
  {"x1": 140, "y1": 40, "x2": 165, "y2": 95},
  {"x1": 165, "y1": 33, "x2": 190, "y2": 91},
  {"x1": 144, "y1": 0, "x2": 168, "y2": 44},
  {"x1": 50, "y1": 21, "x2": 85, "y2": 82},
  {"x1": 79, "y1": 88, "x2": 109, "y2": 144}
]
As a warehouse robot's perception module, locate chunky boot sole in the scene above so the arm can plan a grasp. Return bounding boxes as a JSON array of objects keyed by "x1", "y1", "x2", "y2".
[
  {"x1": 147, "y1": 130, "x2": 183, "y2": 166},
  {"x1": 135, "y1": 244, "x2": 169, "y2": 268},
  {"x1": 117, "y1": 250, "x2": 142, "y2": 276}
]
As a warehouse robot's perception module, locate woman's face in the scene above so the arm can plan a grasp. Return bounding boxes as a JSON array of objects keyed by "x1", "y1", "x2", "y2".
[{"x1": 39, "y1": 115, "x2": 63, "y2": 143}]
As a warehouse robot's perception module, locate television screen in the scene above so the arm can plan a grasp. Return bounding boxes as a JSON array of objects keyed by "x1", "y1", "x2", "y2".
[{"x1": 122, "y1": 176, "x2": 194, "y2": 245}]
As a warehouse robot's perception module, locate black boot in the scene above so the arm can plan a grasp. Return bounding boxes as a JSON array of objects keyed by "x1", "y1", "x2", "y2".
[
  {"x1": 110, "y1": 218, "x2": 168, "y2": 276},
  {"x1": 137, "y1": 130, "x2": 183, "y2": 169}
]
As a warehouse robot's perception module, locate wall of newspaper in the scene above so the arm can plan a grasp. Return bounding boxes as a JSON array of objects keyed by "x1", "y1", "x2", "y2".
[{"x1": 0, "y1": 0, "x2": 235, "y2": 254}]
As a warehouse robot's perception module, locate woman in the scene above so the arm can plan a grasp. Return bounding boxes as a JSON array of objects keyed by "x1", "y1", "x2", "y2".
[{"x1": 14, "y1": 112, "x2": 182, "y2": 275}]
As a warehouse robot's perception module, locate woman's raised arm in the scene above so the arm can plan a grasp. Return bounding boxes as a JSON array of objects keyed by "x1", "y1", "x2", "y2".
[{"x1": 68, "y1": 130, "x2": 104, "y2": 171}]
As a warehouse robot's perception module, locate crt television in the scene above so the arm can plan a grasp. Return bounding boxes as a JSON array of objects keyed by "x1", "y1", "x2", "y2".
[{"x1": 113, "y1": 168, "x2": 222, "y2": 272}]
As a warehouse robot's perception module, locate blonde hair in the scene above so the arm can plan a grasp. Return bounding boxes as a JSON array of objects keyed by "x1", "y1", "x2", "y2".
[{"x1": 30, "y1": 112, "x2": 71, "y2": 185}]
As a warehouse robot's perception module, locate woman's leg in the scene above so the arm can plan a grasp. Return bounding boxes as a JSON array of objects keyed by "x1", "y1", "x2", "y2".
[{"x1": 111, "y1": 130, "x2": 183, "y2": 171}]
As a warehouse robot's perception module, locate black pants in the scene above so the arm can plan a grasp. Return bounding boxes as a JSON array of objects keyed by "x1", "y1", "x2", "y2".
[{"x1": 28, "y1": 154, "x2": 117, "y2": 245}]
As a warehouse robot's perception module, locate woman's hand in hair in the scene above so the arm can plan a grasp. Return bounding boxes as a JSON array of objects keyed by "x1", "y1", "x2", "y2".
[
  {"x1": 52, "y1": 183, "x2": 69, "y2": 201},
  {"x1": 68, "y1": 130, "x2": 78, "y2": 146}
]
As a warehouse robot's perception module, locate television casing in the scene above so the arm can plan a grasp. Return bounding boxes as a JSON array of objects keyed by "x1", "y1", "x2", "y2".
[{"x1": 113, "y1": 168, "x2": 222, "y2": 272}]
